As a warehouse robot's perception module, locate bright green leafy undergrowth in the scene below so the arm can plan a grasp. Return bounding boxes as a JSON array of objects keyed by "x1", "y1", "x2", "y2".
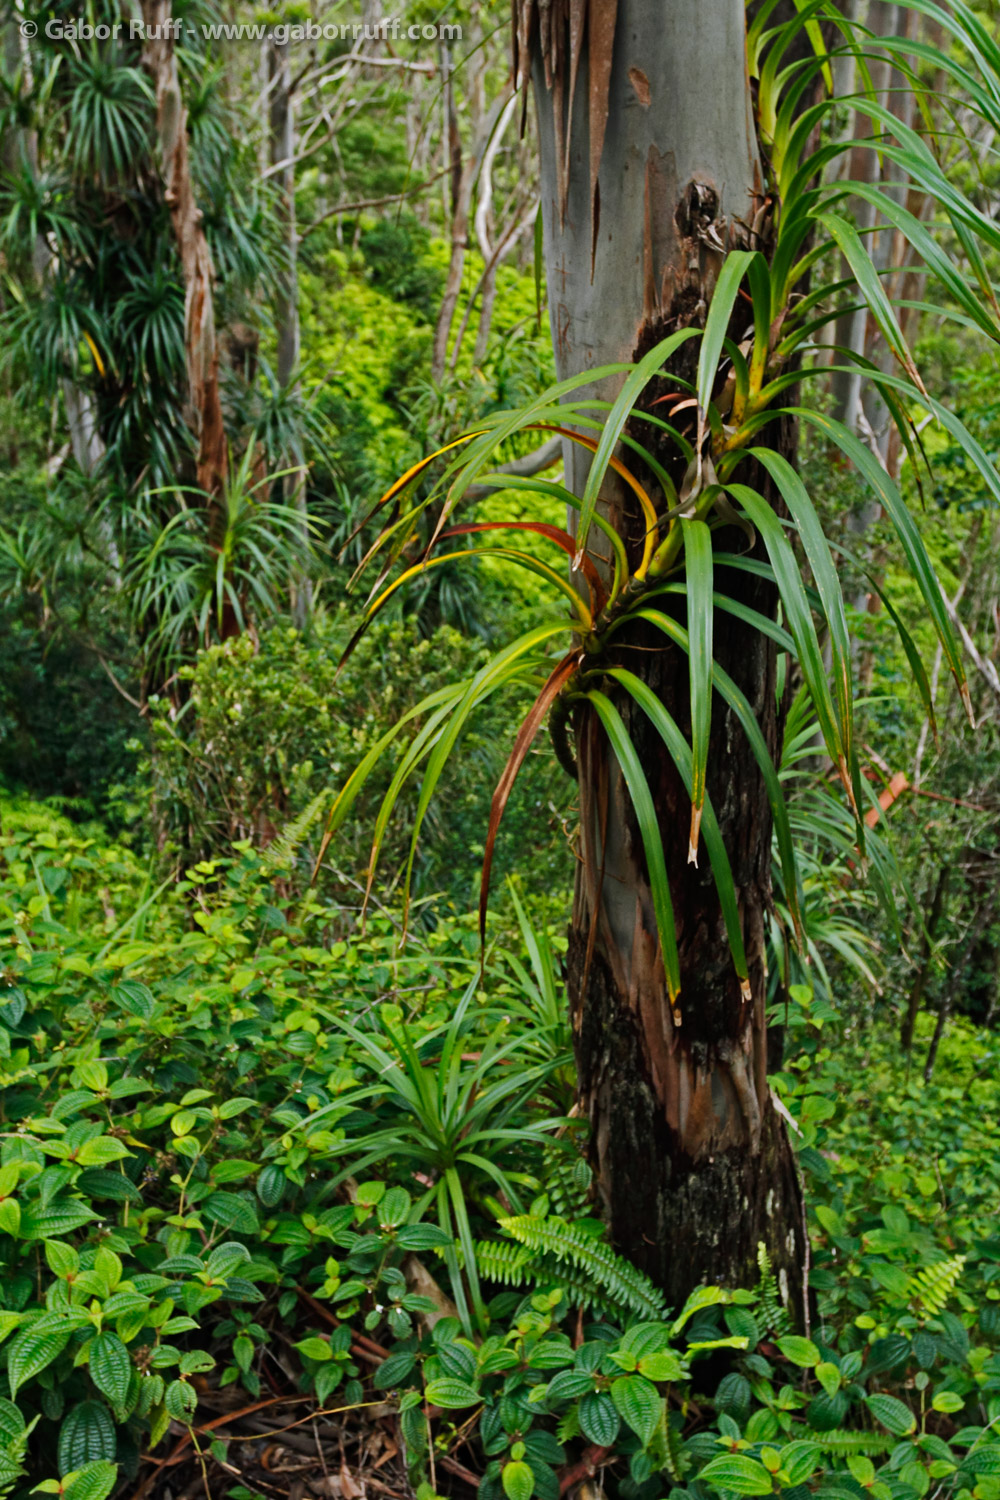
[{"x1": 2, "y1": 798, "x2": 1000, "y2": 1500}]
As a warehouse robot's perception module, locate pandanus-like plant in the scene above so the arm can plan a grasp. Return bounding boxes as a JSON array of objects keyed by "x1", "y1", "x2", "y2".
[{"x1": 321, "y1": 0, "x2": 1000, "y2": 1011}]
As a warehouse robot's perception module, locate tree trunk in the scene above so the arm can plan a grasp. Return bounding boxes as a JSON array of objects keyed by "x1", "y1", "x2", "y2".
[
  {"x1": 901, "y1": 865, "x2": 948, "y2": 1058},
  {"x1": 525, "y1": 0, "x2": 807, "y2": 1312},
  {"x1": 268, "y1": 38, "x2": 310, "y2": 629},
  {"x1": 143, "y1": 0, "x2": 228, "y2": 506},
  {"x1": 924, "y1": 901, "x2": 992, "y2": 1083}
]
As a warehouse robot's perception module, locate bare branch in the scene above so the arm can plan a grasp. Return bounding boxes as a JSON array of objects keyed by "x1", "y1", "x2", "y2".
[
  {"x1": 462, "y1": 436, "x2": 563, "y2": 501},
  {"x1": 299, "y1": 168, "x2": 450, "y2": 239}
]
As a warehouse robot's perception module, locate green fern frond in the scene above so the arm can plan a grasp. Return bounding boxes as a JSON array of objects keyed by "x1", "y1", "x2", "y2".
[
  {"x1": 663, "y1": 1414, "x2": 684, "y2": 1481},
  {"x1": 905, "y1": 1255, "x2": 965, "y2": 1318},
  {"x1": 556, "y1": 1406, "x2": 582, "y2": 1445},
  {"x1": 752, "y1": 1241, "x2": 791, "y2": 1337},
  {"x1": 542, "y1": 1144, "x2": 593, "y2": 1220},
  {"x1": 260, "y1": 788, "x2": 330, "y2": 872},
  {"x1": 542, "y1": 1260, "x2": 654, "y2": 1319},
  {"x1": 814, "y1": 1430, "x2": 893, "y2": 1456},
  {"x1": 474, "y1": 1235, "x2": 656, "y2": 1318},
  {"x1": 497, "y1": 1214, "x2": 667, "y2": 1319},
  {"x1": 474, "y1": 1239, "x2": 535, "y2": 1285}
]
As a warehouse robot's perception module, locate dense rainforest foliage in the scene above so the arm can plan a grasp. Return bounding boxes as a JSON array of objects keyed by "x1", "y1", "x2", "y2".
[{"x1": 2, "y1": 4, "x2": 1000, "y2": 1500}]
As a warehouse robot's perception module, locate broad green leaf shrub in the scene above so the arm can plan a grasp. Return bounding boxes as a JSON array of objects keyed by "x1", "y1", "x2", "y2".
[
  {"x1": 0, "y1": 798, "x2": 575, "y2": 1488},
  {"x1": 146, "y1": 611, "x2": 572, "y2": 911},
  {"x1": 775, "y1": 1004, "x2": 1000, "y2": 1329},
  {"x1": 371, "y1": 1263, "x2": 1000, "y2": 1500},
  {"x1": 4, "y1": 798, "x2": 1000, "y2": 1500}
]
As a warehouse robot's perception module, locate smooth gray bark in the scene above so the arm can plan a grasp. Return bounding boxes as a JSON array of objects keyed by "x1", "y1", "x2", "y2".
[
  {"x1": 527, "y1": 0, "x2": 807, "y2": 1307},
  {"x1": 534, "y1": 0, "x2": 762, "y2": 975},
  {"x1": 269, "y1": 39, "x2": 310, "y2": 628}
]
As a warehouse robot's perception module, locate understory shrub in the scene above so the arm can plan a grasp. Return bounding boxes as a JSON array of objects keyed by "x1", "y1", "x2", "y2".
[
  {"x1": 2, "y1": 799, "x2": 1000, "y2": 1500},
  {"x1": 146, "y1": 610, "x2": 572, "y2": 912}
]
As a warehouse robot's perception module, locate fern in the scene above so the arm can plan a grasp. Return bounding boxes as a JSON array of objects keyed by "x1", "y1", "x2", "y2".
[
  {"x1": 663, "y1": 1413, "x2": 684, "y2": 1481},
  {"x1": 905, "y1": 1255, "x2": 965, "y2": 1318},
  {"x1": 542, "y1": 1144, "x2": 593, "y2": 1220},
  {"x1": 541, "y1": 1261, "x2": 658, "y2": 1320},
  {"x1": 491, "y1": 1214, "x2": 668, "y2": 1320},
  {"x1": 260, "y1": 788, "x2": 330, "y2": 873},
  {"x1": 751, "y1": 1242, "x2": 790, "y2": 1338},
  {"x1": 813, "y1": 1430, "x2": 893, "y2": 1457},
  {"x1": 474, "y1": 1229, "x2": 662, "y2": 1320},
  {"x1": 474, "y1": 1239, "x2": 535, "y2": 1286}
]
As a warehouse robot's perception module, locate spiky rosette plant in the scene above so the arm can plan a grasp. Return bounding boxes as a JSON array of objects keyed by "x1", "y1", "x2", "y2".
[{"x1": 324, "y1": 0, "x2": 1000, "y2": 1302}]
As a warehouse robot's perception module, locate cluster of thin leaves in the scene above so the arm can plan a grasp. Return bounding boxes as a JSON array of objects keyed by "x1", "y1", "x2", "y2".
[{"x1": 325, "y1": 0, "x2": 1000, "y2": 1003}]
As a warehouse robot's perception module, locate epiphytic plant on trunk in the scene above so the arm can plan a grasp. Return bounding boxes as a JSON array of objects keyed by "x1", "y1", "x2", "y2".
[{"x1": 328, "y1": 0, "x2": 1000, "y2": 1312}]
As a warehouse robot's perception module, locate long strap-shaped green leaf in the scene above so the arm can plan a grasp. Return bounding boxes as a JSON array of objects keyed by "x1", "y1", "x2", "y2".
[
  {"x1": 815, "y1": 211, "x2": 925, "y2": 391},
  {"x1": 745, "y1": 447, "x2": 853, "y2": 784},
  {"x1": 624, "y1": 609, "x2": 805, "y2": 949},
  {"x1": 698, "y1": 251, "x2": 764, "y2": 425},
  {"x1": 440, "y1": 360, "x2": 636, "y2": 504},
  {"x1": 473, "y1": 472, "x2": 630, "y2": 604},
  {"x1": 727, "y1": 482, "x2": 855, "y2": 811},
  {"x1": 845, "y1": 367, "x2": 1000, "y2": 511},
  {"x1": 641, "y1": 579, "x2": 798, "y2": 657},
  {"x1": 577, "y1": 328, "x2": 698, "y2": 574},
  {"x1": 605, "y1": 667, "x2": 751, "y2": 998},
  {"x1": 823, "y1": 533, "x2": 940, "y2": 742},
  {"x1": 791, "y1": 407, "x2": 972, "y2": 724},
  {"x1": 680, "y1": 518, "x2": 714, "y2": 864},
  {"x1": 865, "y1": 576, "x2": 937, "y2": 742},
  {"x1": 363, "y1": 546, "x2": 593, "y2": 631},
  {"x1": 834, "y1": 181, "x2": 1000, "y2": 344},
  {"x1": 316, "y1": 679, "x2": 468, "y2": 878},
  {"x1": 364, "y1": 697, "x2": 465, "y2": 903},
  {"x1": 584, "y1": 689, "x2": 681, "y2": 1002}
]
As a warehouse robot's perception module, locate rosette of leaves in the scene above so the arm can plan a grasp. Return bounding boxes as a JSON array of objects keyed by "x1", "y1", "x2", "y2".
[
  {"x1": 325, "y1": 0, "x2": 1000, "y2": 1007},
  {"x1": 304, "y1": 978, "x2": 571, "y2": 1334}
]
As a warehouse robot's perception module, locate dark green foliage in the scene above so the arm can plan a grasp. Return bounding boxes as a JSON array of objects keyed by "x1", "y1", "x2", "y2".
[
  {"x1": 0, "y1": 609, "x2": 139, "y2": 827},
  {"x1": 4, "y1": 752, "x2": 1000, "y2": 1500},
  {"x1": 145, "y1": 610, "x2": 572, "y2": 906},
  {"x1": 360, "y1": 214, "x2": 444, "y2": 321}
]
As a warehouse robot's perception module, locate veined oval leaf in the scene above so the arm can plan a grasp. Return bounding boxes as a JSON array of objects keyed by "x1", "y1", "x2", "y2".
[
  {"x1": 699, "y1": 1454, "x2": 774, "y2": 1495},
  {"x1": 88, "y1": 1331, "x2": 132, "y2": 1408}
]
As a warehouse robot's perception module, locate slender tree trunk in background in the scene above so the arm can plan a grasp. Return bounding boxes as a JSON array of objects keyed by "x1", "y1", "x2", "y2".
[
  {"x1": 524, "y1": 0, "x2": 807, "y2": 1311},
  {"x1": 1, "y1": 25, "x2": 115, "y2": 556},
  {"x1": 901, "y1": 865, "x2": 948, "y2": 1058},
  {"x1": 829, "y1": 3, "x2": 926, "y2": 678},
  {"x1": 925, "y1": 900, "x2": 992, "y2": 1083},
  {"x1": 269, "y1": 39, "x2": 310, "y2": 629},
  {"x1": 431, "y1": 41, "x2": 470, "y2": 383},
  {"x1": 143, "y1": 0, "x2": 228, "y2": 507},
  {"x1": 431, "y1": 34, "x2": 505, "y2": 384},
  {"x1": 62, "y1": 382, "x2": 105, "y2": 476}
]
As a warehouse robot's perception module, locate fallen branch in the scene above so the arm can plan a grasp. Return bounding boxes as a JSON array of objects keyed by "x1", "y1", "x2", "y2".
[
  {"x1": 295, "y1": 1284, "x2": 391, "y2": 1362},
  {"x1": 439, "y1": 1455, "x2": 483, "y2": 1488}
]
